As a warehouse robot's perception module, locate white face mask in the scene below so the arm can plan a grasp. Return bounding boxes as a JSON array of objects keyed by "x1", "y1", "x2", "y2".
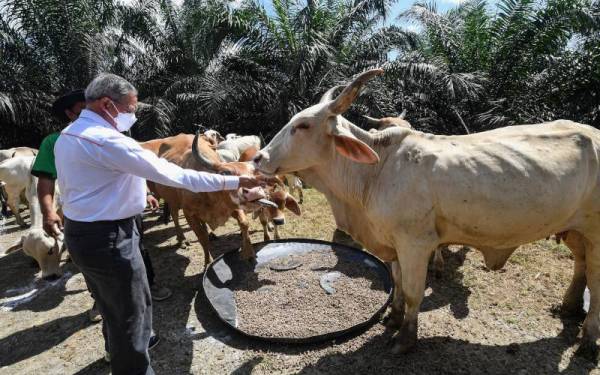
[{"x1": 106, "y1": 101, "x2": 137, "y2": 132}]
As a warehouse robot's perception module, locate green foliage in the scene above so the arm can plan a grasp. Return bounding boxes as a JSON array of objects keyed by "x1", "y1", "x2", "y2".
[{"x1": 0, "y1": 0, "x2": 598, "y2": 148}]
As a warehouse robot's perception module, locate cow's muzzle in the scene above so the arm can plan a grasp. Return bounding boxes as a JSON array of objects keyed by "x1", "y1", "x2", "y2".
[{"x1": 273, "y1": 217, "x2": 285, "y2": 226}]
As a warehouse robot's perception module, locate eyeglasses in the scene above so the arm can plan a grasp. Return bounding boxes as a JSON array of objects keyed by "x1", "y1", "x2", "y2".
[{"x1": 110, "y1": 99, "x2": 137, "y2": 113}]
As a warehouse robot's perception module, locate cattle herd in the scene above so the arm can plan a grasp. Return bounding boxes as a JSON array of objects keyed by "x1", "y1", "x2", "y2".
[{"x1": 1, "y1": 69, "x2": 600, "y2": 359}]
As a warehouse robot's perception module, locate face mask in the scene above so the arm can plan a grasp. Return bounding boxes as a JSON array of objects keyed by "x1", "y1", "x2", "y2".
[{"x1": 106, "y1": 101, "x2": 137, "y2": 132}]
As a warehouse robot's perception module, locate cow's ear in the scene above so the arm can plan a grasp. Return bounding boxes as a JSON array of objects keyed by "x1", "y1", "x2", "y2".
[
  {"x1": 285, "y1": 195, "x2": 301, "y2": 216},
  {"x1": 330, "y1": 125, "x2": 379, "y2": 165}
]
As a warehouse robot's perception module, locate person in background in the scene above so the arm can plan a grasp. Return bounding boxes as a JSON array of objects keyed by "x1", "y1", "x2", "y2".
[
  {"x1": 32, "y1": 90, "x2": 173, "y2": 325},
  {"x1": 55, "y1": 73, "x2": 266, "y2": 375},
  {"x1": 32, "y1": 89, "x2": 86, "y2": 235}
]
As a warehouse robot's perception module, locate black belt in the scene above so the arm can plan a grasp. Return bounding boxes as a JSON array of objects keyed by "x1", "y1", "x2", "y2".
[{"x1": 65, "y1": 216, "x2": 135, "y2": 225}]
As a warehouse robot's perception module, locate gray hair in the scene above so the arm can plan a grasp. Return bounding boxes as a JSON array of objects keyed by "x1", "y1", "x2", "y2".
[{"x1": 85, "y1": 73, "x2": 138, "y2": 102}]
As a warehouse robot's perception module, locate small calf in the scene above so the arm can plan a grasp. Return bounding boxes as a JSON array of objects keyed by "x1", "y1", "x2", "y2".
[{"x1": 254, "y1": 187, "x2": 301, "y2": 241}]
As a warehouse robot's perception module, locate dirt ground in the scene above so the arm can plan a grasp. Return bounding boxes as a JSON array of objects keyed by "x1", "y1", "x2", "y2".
[{"x1": 0, "y1": 189, "x2": 599, "y2": 374}]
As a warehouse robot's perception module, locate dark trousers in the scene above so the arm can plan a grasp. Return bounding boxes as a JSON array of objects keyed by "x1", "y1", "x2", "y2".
[
  {"x1": 65, "y1": 216, "x2": 154, "y2": 375},
  {"x1": 136, "y1": 214, "x2": 155, "y2": 286}
]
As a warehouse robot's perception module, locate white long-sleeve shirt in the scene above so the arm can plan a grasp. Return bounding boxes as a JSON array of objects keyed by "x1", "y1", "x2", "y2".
[{"x1": 55, "y1": 109, "x2": 239, "y2": 222}]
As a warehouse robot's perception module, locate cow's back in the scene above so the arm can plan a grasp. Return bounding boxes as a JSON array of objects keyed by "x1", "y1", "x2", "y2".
[
  {"x1": 0, "y1": 156, "x2": 35, "y2": 187},
  {"x1": 140, "y1": 134, "x2": 236, "y2": 228},
  {"x1": 372, "y1": 120, "x2": 600, "y2": 248}
]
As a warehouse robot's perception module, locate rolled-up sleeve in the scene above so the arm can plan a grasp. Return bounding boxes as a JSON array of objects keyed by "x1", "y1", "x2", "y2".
[{"x1": 99, "y1": 137, "x2": 239, "y2": 193}]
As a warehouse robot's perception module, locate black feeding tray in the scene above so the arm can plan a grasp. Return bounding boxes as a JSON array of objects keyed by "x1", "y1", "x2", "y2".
[{"x1": 202, "y1": 239, "x2": 394, "y2": 344}]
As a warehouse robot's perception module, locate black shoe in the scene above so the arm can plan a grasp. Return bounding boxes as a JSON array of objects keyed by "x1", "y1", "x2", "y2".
[{"x1": 148, "y1": 334, "x2": 160, "y2": 351}]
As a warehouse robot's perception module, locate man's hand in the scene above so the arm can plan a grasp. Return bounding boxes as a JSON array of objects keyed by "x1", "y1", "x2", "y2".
[
  {"x1": 146, "y1": 194, "x2": 160, "y2": 211},
  {"x1": 43, "y1": 210, "x2": 63, "y2": 237}
]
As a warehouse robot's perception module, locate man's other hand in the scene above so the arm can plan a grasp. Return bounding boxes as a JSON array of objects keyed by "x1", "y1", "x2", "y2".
[
  {"x1": 146, "y1": 194, "x2": 160, "y2": 211},
  {"x1": 43, "y1": 210, "x2": 63, "y2": 237}
]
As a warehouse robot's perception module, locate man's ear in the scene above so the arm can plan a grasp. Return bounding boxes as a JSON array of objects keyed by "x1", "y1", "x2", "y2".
[
  {"x1": 285, "y1": 195, "x2": 301, "y2": 216},
  {"x1": 329, "y1": 123, "x2": 379, "y2": 164}
]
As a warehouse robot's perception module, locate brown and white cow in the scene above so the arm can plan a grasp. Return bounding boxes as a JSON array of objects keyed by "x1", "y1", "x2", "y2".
[
  {"x1": 254, "y1": 187, "x2": 301, "y2": 241},
  {"x1": 255, "y1": 69, "x2": 600, "y2": 354},
  {"x1": 141, "y1": 133, "x2": 277, "y2": 264},
  {"x1": 147, "y1": 135, "x2": 300, "y2": 246},
  {"x1": 364, "y1": 111, "x2": 411, "y2": 132}
]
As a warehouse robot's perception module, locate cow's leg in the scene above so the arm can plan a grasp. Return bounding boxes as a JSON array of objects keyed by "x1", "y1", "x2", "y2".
[
  {"x1": 384, "y1": 260, "x2": 404, "y2": 329},
  {"x1": 232, "y1": 210, "x2": 254, "y2": 260},
  {"x1": 562, "y1": 231, "x2": 587, "y2": 317},
  {"x1": 259, "y1": 211, "x2": 272, "y2": 241},
  {"x1": 393, "y1": 239, "x2": 436, "y2": 353},
  {"x1": 5, "y1": 187, "x2": 25, "y2": 227},
  {"x1": 171, "y1": 207, "x2": 189, "y2": 248},
  {"x1": 433, "y1": 246, "x2": 445, "y2": 278},
  {"x1": 183, "y1": 210, "x2": 212, "y2": 266},
  {"x1": 273, "y1": 224, "x2": 281, "y2": 240},
  {"x1": 578, "y1": 233, "x2": 600, "y2": 358},
  {"x1": 296, "y1": 187, "x2": 304, "y2": 204},
  {"x1": 161, "y1": 202, "x2": 171, "y2": 225}
]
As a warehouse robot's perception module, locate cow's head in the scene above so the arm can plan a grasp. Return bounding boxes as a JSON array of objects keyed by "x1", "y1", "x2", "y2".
[
  {"x1": 6, "y1": 230, "x2": 64, "y2": 280},
  {"x1": 258, "y1": 188, "x2": 301, "y2": 225},
  {"x1": 255, "y1": 69, "x2": 383, "y2": 175},
  {"x1": 191, "y1": 133, "x2": 280, "y2": 209},
  {"x1": 203, "y1": 130, "x2": 225, "y2": 147},
  {"x1": 364, "y1": 110, "x2": 412, "y2": 131}
]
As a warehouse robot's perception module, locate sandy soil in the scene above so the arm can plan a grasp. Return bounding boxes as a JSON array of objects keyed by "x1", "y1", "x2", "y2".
[{"x1": 0, "y1": 189, "x2": 599, "y2": 374}]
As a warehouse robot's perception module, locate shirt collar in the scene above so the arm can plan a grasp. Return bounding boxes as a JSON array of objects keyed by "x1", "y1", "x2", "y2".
[{"x1": 78, "y1": 109, "x2": 115, "y2": 130}]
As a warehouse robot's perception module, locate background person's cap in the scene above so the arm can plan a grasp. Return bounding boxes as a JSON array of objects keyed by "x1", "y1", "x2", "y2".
[{"x1": 51, "y1": 89, "x2": 85, "y2": 122}]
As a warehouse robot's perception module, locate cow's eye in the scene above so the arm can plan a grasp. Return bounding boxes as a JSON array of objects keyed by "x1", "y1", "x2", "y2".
[
  {"x1": 291, "y1": 123, "x2": 310, "y2": 135},
  {"x1": 220, "y1": 170, "x2": 233, "y2": 176}
]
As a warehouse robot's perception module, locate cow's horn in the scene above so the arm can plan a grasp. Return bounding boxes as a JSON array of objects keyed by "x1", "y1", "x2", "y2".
[
  {"x1": 329, "y1": 69, "x2": 384, "y2": 115},
  {"x1": 319, "y1": 85, "x2": 345, "y2": 104},
  {"x1": 399, "y1": 109, "x2": 407, "y2": 119},
  {"x1": 257, "y1": 198, "x2": 278, "y2": 209},
  {"x1": 363, "y1": 115, "x2": 381, "y2": 126},
  {"x1": 192, "y1": 132, "x2": 220, "y2": 172}
]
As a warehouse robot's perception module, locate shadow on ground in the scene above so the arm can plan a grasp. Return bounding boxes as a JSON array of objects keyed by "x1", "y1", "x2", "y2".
[{"x1": 0, "y1": 312, "x2": 92, "y2": 367}]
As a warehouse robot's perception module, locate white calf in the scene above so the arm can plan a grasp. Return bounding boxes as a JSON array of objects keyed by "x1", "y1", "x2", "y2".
[
  {"x1": 4, "y1": 173, "x2": 64, "y2": 279},
  {"x1": 0, "y1": 156, "x2": 36, "y2": 227}
]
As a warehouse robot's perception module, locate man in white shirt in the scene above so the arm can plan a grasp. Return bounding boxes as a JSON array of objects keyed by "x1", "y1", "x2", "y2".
[{"x1": 55, "y1": 73, "x2": 263, "y2": 375}]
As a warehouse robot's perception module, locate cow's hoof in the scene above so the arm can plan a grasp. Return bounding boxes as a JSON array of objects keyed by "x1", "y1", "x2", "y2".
[
  {"x1": 240, "y1": 252, "x2": 257, "y2": 263},
  {"x1": 576, "y1": 338, "x2": 599, "y2": 363},
  {"x1": 559, "y1": 305, "x2": 586, "y2": 321},
  {"x1": 383, "y1": 311, "x2": 403, "y2": 330},
  {"x1": 42, "y1": 274, "x2": 61, "y2": 281},
  {"x1": 392, "y1": 335, "x2": 416, "y2": 354}
]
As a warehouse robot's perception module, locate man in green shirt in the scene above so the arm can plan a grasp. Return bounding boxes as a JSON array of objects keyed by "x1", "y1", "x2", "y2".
[{"x1": 32, "y1": 90, "x2": 86, "y2": 235}]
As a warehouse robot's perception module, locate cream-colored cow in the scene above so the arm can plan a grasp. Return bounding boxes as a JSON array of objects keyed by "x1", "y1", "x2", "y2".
[
  {"x1": 4, "y1": 172, "x2": 64, "y2": 279},
  {"x1": 255, "y1": 69, "x2": 600, "y2": 355},
  {"x1": 0, "y1": 147, "x2": 37, "y2": 163},
  {"x1": 0, "y1": 156, "x2": 36, "y2": 227}
]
